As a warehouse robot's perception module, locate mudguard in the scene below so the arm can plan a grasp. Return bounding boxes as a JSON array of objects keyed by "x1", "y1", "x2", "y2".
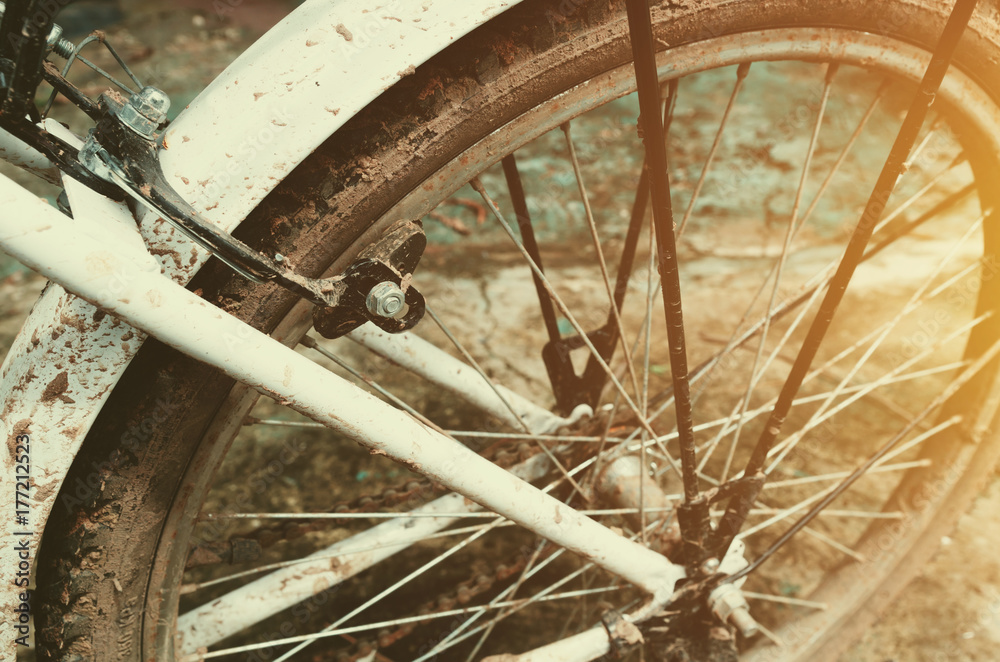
[{"x1": 0, "y1": 0, "x2": 526, "y2": 651}]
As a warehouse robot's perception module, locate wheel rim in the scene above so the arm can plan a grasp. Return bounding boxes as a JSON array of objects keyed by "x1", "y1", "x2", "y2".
[{"x1": 150, "y1": 27, "x2": 1000, "y2": 662}]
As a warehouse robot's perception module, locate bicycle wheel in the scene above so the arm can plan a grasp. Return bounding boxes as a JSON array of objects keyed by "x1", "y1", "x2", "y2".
[{"x1": 36, "y1": 1, "x2": 1000, "y2": 661}]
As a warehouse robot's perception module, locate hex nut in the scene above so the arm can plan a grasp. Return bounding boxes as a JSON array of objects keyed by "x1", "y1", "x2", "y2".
[
  {"x1": 366, "y1": 282, "x2": 406, "y2": 318},
  {"x1": 118, "y1": 86, "x2": 171, "y2": 139}
]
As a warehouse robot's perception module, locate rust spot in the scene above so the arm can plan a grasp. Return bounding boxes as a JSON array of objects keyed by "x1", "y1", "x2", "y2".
[
  {"x1": 149, "y1": 247, "x2": 183, "y2": 270},
  {"x1": 305, "y1": 39, "x2": 318, "y2": 47},
  {"x1": 41, "y1": 371, "x2": 73, "y2": 404},
  {"x1": 417, "y1": 76, "x2": 443, "y2": 101},
  {"x1": 6, "y1": 430, "x2": 17, "y2": 459},
  {"x1": 494, "y1": 36, "x2": 517, "y2": 65},
  {"x1": 253, "y1": 92, "x2": 267, "y2": 101},
  {"x1": 335, "y1": 23, "x2": 353, "y2": 41},
  {"x1": 59, "y1": 310, "x2": 89, "y2": 333}
]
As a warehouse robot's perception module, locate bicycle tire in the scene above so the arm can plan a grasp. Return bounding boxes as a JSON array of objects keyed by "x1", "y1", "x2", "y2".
[{"x1": 35, "y1": 1, "x2": 1000, "y2": 660}]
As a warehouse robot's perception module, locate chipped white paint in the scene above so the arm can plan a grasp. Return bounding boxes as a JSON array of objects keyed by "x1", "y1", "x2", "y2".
[
  {"x1": 159, "y1": 0, "x2": 519, "y2": 230},
  {"x1": 176, "y1": 454, "x2": 551, "y2": 652},
  {"x1": 0, "y1": 175, "x2": 687, "y2": 627},
  {"x1": 0, "y1": 1, "x2": 530, "y2": 655},
  {"x1": 0, "y1": 127, "x2": 59, "y2": 184}
]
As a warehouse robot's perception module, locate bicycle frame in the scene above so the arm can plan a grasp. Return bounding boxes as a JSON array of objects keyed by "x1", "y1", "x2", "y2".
[
  {"x1": 1, "y1": 0, "x2": 986, "y2": 658},
  {"x1": 0, "y1": 1, "x2": 686, "y2": 660}
]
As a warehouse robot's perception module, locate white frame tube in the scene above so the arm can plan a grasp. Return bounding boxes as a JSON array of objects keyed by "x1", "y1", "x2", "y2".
[{"x1": 0, "y1": 171, "x2": 685, "y2": 617}]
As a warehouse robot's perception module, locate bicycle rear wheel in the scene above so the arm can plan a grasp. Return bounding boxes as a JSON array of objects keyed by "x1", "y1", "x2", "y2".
[{"x1": 37, "y1": 1, "x2": 1000, "y2": 661}]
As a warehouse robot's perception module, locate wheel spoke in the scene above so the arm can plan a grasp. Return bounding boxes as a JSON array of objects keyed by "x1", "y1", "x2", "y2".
[
  {"x1": 562, "y1": 118, "x2": 645, "y2": 417},
  {"x1": 179, "y1": 522, "x2": 507, "y2": 594},
  {"x1": 676, "y1": 62, "x2": 750, "y2": 238},
  {"x1": 795, "y1": 78, "x2": 890, "y2": 230},
  {"x1": 718, "y1": 64, "x2": 838, "y2": 483},
  {"x1": 764, "y1": 315, "x2": 986, "y2": 473},
  {"x1": 177, "y1": 455, "x2": 552, "y2": 652},
  {"x1": 731, "y1": 332, "x2": 1000, "y2": 583},
  {"x1": 647, "y1": 176, "x2": 974, "y2": 417},
  {"x1": 157, "y1": 21, "x2": 1000, "y2": 659},
  {"x1": 471, "y1": 176, "x2": 685, "y2": 478},
  {"x1": 423, "y1": 304, "x2": 590, "y2": 499},
  {"x1": 743, "y1": 591, "x2": 829, "y2": 610},
  {"x1": 416, "y1": 519, "x2": 662, "y2": 661},
  {"x1": 266, "y1": 521, "x2": 506, "y2": 662}
]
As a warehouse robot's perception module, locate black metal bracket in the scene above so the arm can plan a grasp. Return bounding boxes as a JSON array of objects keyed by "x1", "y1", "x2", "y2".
[
  {"x1": 85, "y1": 93, "x2": 425, "y2": 334},
  {"x1": 0, "y1": 0, "x2": 126, "y2": 197},
  {"x1": 312, "y1": 220, "x2": 427, "y2": 339}
]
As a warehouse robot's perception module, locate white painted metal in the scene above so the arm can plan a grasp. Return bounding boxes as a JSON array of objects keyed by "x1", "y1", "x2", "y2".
[
  {"x1": 481, "y1": 604, "x2": 654, "y2": 662},
  {"x1": 482, "y1": 625, "x2": 614, "y2": 662},
  {"x1": 158, "y1": 0, "x2": 520, "y2": 230},
  {"x1": 176, "y1": 454, "x2": 550, "y2": 652},
  {"x1": 0, "y1": 126, "x2": 59, "y2": 183},
  {"x1": 0, "y1": 1, "x2": 531, "y2": 654},
  {"x1": 2, "y1": 22, "x2": 1000, "y2": 658},
  {"x1": 348, "y1": 325, "x2": 592, "y2": 433},
  {"x1": 0, "y1": 168, "x2": 687, "y2": 611},
  {"x1": 0, "y1": 121, "x2": 159, "y2": 659}
]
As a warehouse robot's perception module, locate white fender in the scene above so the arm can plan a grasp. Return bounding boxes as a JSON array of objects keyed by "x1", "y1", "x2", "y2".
[{"x1": 0, "y1": 0, "x2": 527, "y2": 652}]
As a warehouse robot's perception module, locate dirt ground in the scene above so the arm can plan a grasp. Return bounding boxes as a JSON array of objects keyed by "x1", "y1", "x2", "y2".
[{"x1": 4, "y1": 1, "x2": 1000, "y2": 661}]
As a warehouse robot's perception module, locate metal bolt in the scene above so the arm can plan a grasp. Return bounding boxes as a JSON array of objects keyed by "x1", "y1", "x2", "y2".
[
  {"x1": 274, "y1": 253, "x2": 285, "y2": 264},
  {"x1": 118, "y1": 86, "x2": 171, "y2": 139},
  {"x1": 0, "y1": 2, "x2": 76, "y2": 58},
  {"x1": 366, "y1": 282, "x2": 406, "y2": 318},
  {"x1": 728, "y1": 606, "x2": 760, "y2": 640},
  {"x1": 47, "y1": 25, "x2": 77, "y2": 59},
  {"x1": 708, "y1": 583, "x2": 760, "y2": 640}
]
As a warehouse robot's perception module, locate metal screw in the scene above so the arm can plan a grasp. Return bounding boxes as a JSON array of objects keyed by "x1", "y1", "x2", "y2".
[
  {"x1": 118, "y1": 86, "x2": 171, "y2": 139},
  {"x1": 274, "y1": 253, "x2": 285, "y2": 264},
  {"x1": 45, "y1": 23, "x2": 74, "y2": 59},
  {"x1": 366, "y1": 282, "x2": 406, "y2": 318},
  {"x1": 0, "y1": 3, "x2": 75, "y2": 58}
]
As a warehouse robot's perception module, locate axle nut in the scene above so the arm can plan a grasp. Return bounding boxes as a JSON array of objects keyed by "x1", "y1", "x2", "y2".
[
  {"x1": 708, "y1": 583, "x2": 760, "y2": 639},
  {"x1": 366, "y1": 281, "x2": 406, "y2": 318}
]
